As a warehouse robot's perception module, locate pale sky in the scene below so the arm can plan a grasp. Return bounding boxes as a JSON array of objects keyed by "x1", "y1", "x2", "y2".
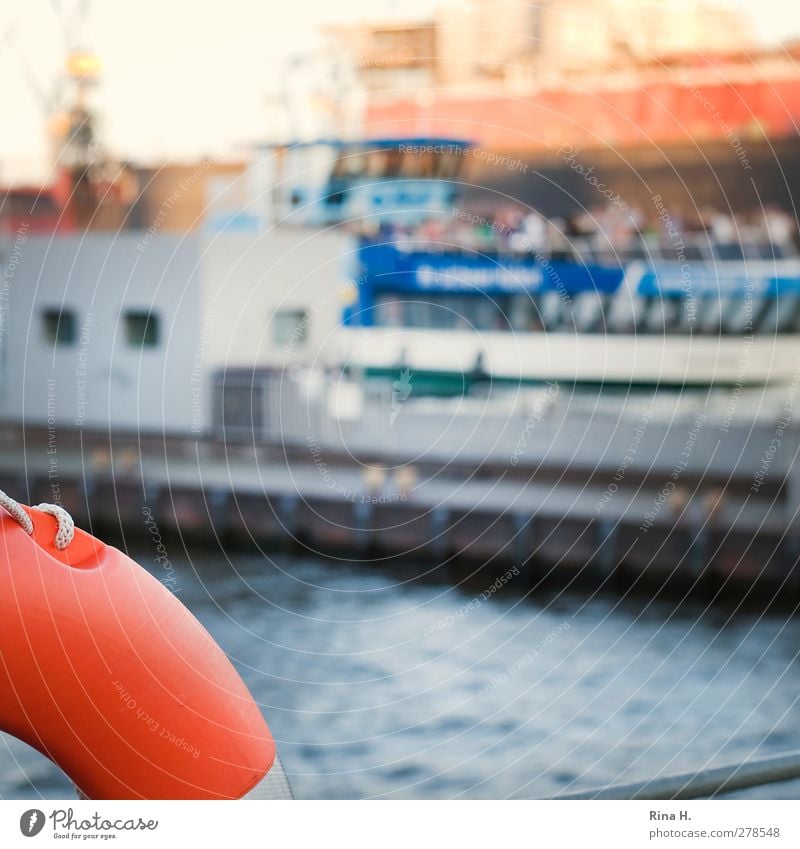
[{"x1": 0, "y1": 0, "x2": 797, "y2": 183}]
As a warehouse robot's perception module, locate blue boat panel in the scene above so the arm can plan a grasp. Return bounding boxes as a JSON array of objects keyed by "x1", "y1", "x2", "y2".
[
  {"x1": 638, "y1": 268, "x2": 800, "y2": 297},
  {"x1": 257, "y1": 137, "x2": 472, "y2": 151},
  {"x1": 357, "y1": 243, "x2": 625, "y2": 296}
]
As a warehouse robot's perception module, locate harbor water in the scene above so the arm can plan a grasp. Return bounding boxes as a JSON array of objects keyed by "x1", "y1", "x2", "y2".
[{"x1": 1, "y1": 549, "x2": 798, "y2": 800}]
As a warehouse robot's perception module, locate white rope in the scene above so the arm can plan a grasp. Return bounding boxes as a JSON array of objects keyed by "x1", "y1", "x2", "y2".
[
  {"x1": 33, "y1": 503, "x2": 75, "y2": 550},
  {"x1": 0, "y1": 489, "x2": 33, "y2": 535},
  {"x1": 0, "y1": 488, "x2": 75, "y2": 550}
]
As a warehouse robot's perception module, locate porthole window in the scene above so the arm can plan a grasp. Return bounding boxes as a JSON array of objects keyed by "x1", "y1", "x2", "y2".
[
  {"x1": 42, "y1": 308, "x2": 77, "y2": 346},
  {"x1": 273, "y1": 309, "x2": 308, "y2": 348},
  {"x1": 125, "y1": 311, "x2": 160, "y2": 348}
]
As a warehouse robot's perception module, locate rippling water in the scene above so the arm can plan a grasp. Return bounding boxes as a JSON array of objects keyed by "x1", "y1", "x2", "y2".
[{"x1": 2, "y1": 549, "x2": 799, "y2": 799}]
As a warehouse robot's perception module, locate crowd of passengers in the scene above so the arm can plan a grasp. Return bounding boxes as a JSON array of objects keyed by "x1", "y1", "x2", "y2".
[{"x1": 363, "y1": 202, "x2": 798, "y2": 260}]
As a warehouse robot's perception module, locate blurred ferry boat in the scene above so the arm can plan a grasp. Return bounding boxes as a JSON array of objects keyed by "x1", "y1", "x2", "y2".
[
  {"x1": 0, "y1": 138, "x2": 472, "y2": 434},
  {"x1": 274, "y1": 130, "x2": 799, "y2": 396},
  {"x1": 265, "y1": 137, "x2": 470, "y2": 227},
  {"x1": 6, "y1": 135, "x2": 800, "y2": 582},
  {"x1": 4, "y1": 134, "x2": 800, "y2": 435},
  {"x1": 336, "y1": 228, "x2": 800, "y2": 394},
  {"x1": 245, "y1": 138, "x2": 800, "y2": 397}
]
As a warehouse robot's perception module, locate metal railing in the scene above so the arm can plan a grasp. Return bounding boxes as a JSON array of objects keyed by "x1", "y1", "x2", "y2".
[
  {"x1": 553, "y1": 751, "x2": 800, "y2": 800},
  {"x1": 387, "y1": 232, "x2": 799, "y2": 265}
]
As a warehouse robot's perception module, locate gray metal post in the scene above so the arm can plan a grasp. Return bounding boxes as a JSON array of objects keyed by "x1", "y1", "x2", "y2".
[{"x1": 553, "y1": 750, "x2": 800, "y2": 800}]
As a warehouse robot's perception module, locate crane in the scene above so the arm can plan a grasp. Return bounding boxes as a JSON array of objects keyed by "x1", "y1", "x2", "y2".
[{"x1": 3, "y1": 1, "x2": 102, "y2": 225}]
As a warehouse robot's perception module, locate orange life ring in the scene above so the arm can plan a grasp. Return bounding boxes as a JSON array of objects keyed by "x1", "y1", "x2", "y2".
[{"x1": 0, "y1": 491, "x2": 284, "y2": 799}]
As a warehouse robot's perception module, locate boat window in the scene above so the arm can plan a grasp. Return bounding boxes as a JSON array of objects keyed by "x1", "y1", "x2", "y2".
[
  {"x1": 437, "y1": 150, "x2": 464, "y2": 180},
  {"x1": 474, "y1": 296, "x2": 509, "y2": 330},
  {"x1": 216, "y1": 380, "x2": 265, "y2": 435},
  {"x1": 755, "y1": 293, "x2": 800, "y2": 334},
  {"x1": 537, "y1": 292, "x2": 566, "y2": 331},
  {"x1": 566, "y1": 291, "x2": 608, "y2": 332},
  {"x1": 383, "y1": 149, "x2": 404, "y2": 178},
  {"x1": 331, "y1": 149, "x2": 370, "y2": 179},
  {"x1": 696, "y1": 295, "x2": 725, "y2": 335},
  {"x1": 372, "y1": 292, "x2": 514, "y2": 331},
  {"x1": 773, "y1": 293, "x2": 800, "y2": 333},
  {"x1": 714, "y1": 243, "x2": 744, "y2": 261},
  {"x1": 272, "y1": 309, "x2": 309, "y2": 348},
  {"x1": 742, "y1": 243, "x2": 764, "y2": 259},
  {"x1": 682, "y1": 244, "x2": 706, "y2": 261},
  {"x1": 124, "y1": 310, "x2": 160, "y2": 348},
  {"x1": 604, "y1": 293, "x2": 639, "y2": 333},
  {"x1": 509, "y1": 294, "x2": 541, "y2": 331},
  {"x1": 413, "y1": 298, "x2": 433, "y2": 327},
  {"x1": 331, "y1": 143, "x2": 470, "y2": 183},
  {"x1": 42, "y1": 308, "x2": 76, "y2": 346},
  {"x1": 676, "y1": 295, "x2": 698, "y2": 333},
  {"x1": 402, "y1": 150, "x2": 437, "y2": 179},
  {"x1": 618, "y1": 242, "x2": 648, "y2": 261},
  {"x1": 406, "y1": 299, "x2": 441, "y2": 328},
  {"x1": 392, "y1": 147, "x2": 465, "y2": 180},
  {"x1": 756, "y1": 243, "x2": 785, "y2": 260},
  {"x1": 335, "y1": 145, "x2": 463, "y2": 181},
  {"x1": 719, "y1": 296, "x2": 753, "y2": 334},
  {"x1": 633, "y1": 297, "x2": 660, "y2": 333},
  {"x1": 375, "y1": 296, "x2": 405, "y2": 327},
  {"x1": 420, "y1": 295, "x2": 506, "y2": 331},
  {"x1": 364, "y1": 149, "x2": 389, "y2": 178},
  {"x1": 645, "y1": 296, "x2": 683, "y2": 334},
  {"x1": 367, "y1": 288, "x2": 800, "y2": 335}
]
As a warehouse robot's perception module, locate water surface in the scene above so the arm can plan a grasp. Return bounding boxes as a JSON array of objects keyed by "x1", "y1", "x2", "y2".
[{"x1": 2, "y1": 550, "x2": 798, "y2": 799}]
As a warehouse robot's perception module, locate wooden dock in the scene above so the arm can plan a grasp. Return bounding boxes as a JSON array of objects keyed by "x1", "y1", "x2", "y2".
[{"x1": 2, "y1": 419, "x2": 798, "y2": 599}]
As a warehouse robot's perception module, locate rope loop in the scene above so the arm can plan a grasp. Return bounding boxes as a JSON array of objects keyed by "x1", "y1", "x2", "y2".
[{"x1": 0, "y1": 489, "x2": 75, "y2": 550}]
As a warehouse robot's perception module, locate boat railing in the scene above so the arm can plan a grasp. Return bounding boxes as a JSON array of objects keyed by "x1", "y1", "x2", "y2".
[
  {"x1": 390, "y1": 232, "x2": 798, "y2": 265},
  {"x1": 566, "y1": 233, "x2": 798, "y2": 264},
  {"x1": 552, "y1": 750, "x2": 800, "y2": 800}
]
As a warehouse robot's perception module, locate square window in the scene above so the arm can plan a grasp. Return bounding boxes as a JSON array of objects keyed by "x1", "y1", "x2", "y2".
[
  {"x1": 42, "y1": 308, "x2": 76, "y2": 345},
  {"x1": 125, "y1": 311, "x2": 160, "y2": 348},
  {"x1": 273, "y1": 309, "x2": 308, "y2": 348}
]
